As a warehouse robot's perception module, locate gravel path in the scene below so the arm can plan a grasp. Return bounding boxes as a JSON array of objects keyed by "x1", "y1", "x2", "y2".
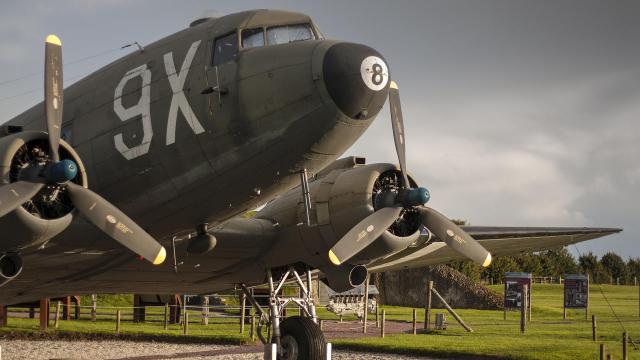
[{"x1": 0, "y1": 339, "x2": 441, "y2": 360}]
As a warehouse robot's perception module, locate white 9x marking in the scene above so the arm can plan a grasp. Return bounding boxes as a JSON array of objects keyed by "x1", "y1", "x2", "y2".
[{"x1": 113, "y1": 41, "x2": 205, "y2": 160}]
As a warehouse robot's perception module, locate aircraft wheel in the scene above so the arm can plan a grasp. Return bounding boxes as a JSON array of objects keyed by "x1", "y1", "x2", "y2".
[{"x1": 279, "y1": 316, "x2": 326, "y2": 360}]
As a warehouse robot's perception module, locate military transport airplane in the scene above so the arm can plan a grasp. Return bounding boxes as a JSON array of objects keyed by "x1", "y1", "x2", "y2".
[{"x1": 0, "y1": 9, "x2": 620, "y2": 360}]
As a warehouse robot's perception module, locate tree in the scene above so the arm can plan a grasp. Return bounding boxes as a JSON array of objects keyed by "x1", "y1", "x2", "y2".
[
  {"x1": 578, "y1": 252, "x2": 598, "y2": 275},
  {"x1": 627, "y1": 257, "x2": 640, "y2": 284},
  {"x1": 514, "y1": 253, "x2": 543, "y2": 274},
  {"x1": 449, "y1": 260, "x2": 482, "y2": 281},
  {"x1": 482, "y1": 256, "x2": 519, "y2": 284},
  {"x1": 539, "y1": 247, "x2": 578, "y2": 276},
  {"x1": 578, "y1": 252, "x2": 610, "y2": 284},
  {"x1": 601, "y1": 252, "x2": 628, "y2": 284}
]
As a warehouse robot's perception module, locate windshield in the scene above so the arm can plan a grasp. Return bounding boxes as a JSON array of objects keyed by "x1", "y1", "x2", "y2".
[
  {"x1": 267, "y1": 24, "x2": 314, "y2": 45},
  {"x1": 242, "y1": 28, "x2": 265, "y2": 48}
]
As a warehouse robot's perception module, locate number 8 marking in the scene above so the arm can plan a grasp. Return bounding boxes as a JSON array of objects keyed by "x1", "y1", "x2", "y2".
[{"x1": 360, "y1": 56, "x2": 388, "y2": 91}]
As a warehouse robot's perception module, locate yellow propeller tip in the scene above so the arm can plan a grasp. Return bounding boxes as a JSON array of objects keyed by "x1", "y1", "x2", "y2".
[
  {"x1": 46, "y1": 34, "x2": 62, "y2": 46},
  {"x1": 390, "y1": 81, "x2": 398, "y2": 89},
  {"x1": 152, "y1": 247, "x2": 167, "y2": 265},
  {"x1": 482, "y1": 252, "x2": 492, "y2": 268},
  {"x1": 328, "y1": 250, "x2": 341, "y2": 266}
]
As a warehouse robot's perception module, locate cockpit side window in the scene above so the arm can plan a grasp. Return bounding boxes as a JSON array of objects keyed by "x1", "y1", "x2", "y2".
[
  {"x1": 267, "y1": 24, "x2": 315, "y2": 45},
  {"x1": 212, "y1": 32, "x2": 238, "y2": 66},
  {"x1": 242, "y1": 28, "x2": 265, "y2": 48}
]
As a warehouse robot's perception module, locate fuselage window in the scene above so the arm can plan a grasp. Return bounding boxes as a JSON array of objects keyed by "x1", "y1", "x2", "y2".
[
  {"x1": 242, "y1": 28, "x2": 265, "y2": 48},
  {"x1": 267, "y1": 24, "x2": 314, "y2": 45},
  {"x1": 213, "y1": 32, "x2": 238, "y2": 66}
]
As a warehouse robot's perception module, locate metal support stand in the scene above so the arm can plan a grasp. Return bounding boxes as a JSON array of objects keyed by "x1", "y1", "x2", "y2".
[{"x1": 240, "y1": 266, "x2": 319, "y2": 358}]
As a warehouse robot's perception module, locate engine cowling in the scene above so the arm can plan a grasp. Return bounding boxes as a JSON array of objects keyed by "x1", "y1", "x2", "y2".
[
  {"x1": 257, "y1": 160, "x2": 423, "y2": 291},
  {"x1": 0, "y1": 131, "x2": 87, "y2": 252}
]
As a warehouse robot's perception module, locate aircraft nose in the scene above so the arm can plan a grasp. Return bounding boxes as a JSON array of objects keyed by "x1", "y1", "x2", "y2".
[{"x1": 322, "y1": 42, "x2": 390, "y2": 120}]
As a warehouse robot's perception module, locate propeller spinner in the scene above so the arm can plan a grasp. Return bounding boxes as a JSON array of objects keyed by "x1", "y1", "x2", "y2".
[
  {"x1": 0, "y1": 35, "x2": 166, "y2": 265},
  {"x1": 329, "y1": 81, "x2": 492, "y2": 268}
]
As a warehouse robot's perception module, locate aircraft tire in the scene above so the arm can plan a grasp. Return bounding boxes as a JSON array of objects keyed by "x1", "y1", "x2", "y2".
[{"x1": 279, "y1": 316, "x2": 326, "y2": 360}]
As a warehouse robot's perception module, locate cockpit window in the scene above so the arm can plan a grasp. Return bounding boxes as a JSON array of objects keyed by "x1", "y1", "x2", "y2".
[
  {"x1": 267, "y1": 24, "x2": 314, "y2": 45},
  {"x1": 213, "y1": 32, "x2": 238, "y2": 66},
  {"x1": 242, "y1": 28, "x2": 265, "y2": 48}
]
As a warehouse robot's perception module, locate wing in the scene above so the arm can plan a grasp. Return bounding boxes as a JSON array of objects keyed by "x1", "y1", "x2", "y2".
[{"x1": 369, "y1": 226, "x2": 621, "y2": 272}]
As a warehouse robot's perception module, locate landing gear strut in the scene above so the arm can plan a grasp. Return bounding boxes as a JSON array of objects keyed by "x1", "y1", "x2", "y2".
[{"x1": 241, "y1": 266, "x2": 328, "y2": 360}]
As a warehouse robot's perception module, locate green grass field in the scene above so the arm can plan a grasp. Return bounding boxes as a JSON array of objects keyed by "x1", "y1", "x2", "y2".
[{"x1": 1, "y1": 284, "x2": 639, "y2": 359}]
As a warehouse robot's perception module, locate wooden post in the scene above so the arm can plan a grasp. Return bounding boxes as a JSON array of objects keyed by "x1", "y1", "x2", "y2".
[
  {"x1": 412, "y1": 308, "x2": 417, "y2": 335},
  {"x1": 592, "y1": 315, "x2": 597, "y2": 341},
  {"x1": 339, "y1": 314, "x2": 343, "y2": 323},
  {"x1": 202, "y1": 296, "x2": 209, "y2": 325},
  {"x1": 164, "y1": 303, "x2": 169, "y2": 330},
  {"x1": 528, "y1": 283, "x2": 532, "y2": 322},
  {"x1": 319, "y1": 319, "x2": 323, "y2": 331},
  {"x1": 250, "y1": 315, "x2": 256, "y2": 341},
  {"x1": 431, "y1": 287, "x2": 473, "y2": 332},
  {"x1": 380, "y1": 309, "x2": 385, "y2": 338},
  {"x1": 116, "y1": 310, "x2": 121, "y2": 334},
  {"x1": 607, "y1": 354, "x2": 612, "y2": 360},
  {"x1": 599, "y1": 343, "x2": 605, "y2": 360},
  {"x1": 586, "y1": 274, "x2": 590, "y2": 320},
  {"x1": 375, "y1": 307, "x2": 379, "y2": 328},
  {"x1": 91, "y1": 294, "x2": 97, "y2": 322},
  {"x1": 63, "y1": 296, "x2": 71, "y2": 321},
  {"x1": 623, "y1": 332, "x2": 628, "y2": 360},
  {"x1": 240, "y1": 292, "x2": 246, "y2": 333},
  {"x1": 520, "y1": 285, "x2": 528, "y2": 334},
  {"x1": 425, "y1": 280, "x2": 433, "y2": 330},
  {"x1": 0, "y1": 305, "x2": 7, "y2": 327},
  {"x1": 562, "y1": 279, "x2": 567, "y2": 320},
  {"x1": 183, "y1": 312, "x2": 189, "y2": 335},
  {"x1": 503, "y1": 281, "x2": 507, "y2": 321},
  {"x1": 39, "y1": 298, "x2": 49, "y2": 331},
  {"x1": 363, "y1": 274, "x2": 369, "y2": 334},
  {"x1": 54, "y1": 301, "x2": 61, "y2": 329}
]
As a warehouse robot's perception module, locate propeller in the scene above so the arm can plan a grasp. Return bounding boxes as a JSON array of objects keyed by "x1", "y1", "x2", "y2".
[
  {"x1": 328, "y1": 207, "x2": 402, "y2": 265},
  {"x1": 329, "y1": 80, "x2": 492, "y2": 267},
  {"x1": 45, "y1": 35, "x2": 63, "y2": 163},
  {"x1": 0, "y1": 35, "x2": 166, "y2": 265}
]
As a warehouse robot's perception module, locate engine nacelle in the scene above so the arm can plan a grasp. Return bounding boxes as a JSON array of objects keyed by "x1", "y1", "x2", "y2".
[
  {"x1": 258, "y1": 159, "x2": 422, "y2": 285},
  {"x1": 0, "y1": 131, "x2": 87, "y2": 252},
  {"x1": 0, "y1": 252, "x2": 23, "y2": 287}
]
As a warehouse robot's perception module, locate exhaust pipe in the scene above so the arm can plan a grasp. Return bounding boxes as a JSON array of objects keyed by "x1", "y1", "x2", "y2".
[
  {"x1": 319, "y1": 264, "x2": 368, "y2": 293},
  {"x1": 0, "y1": 253, "x2": 23, "y2": 287}
]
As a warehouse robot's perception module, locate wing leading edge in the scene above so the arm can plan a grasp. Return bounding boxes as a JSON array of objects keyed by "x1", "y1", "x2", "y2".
[{"x1": 369, "y1": 226, "x2": 622, "y2": 273}]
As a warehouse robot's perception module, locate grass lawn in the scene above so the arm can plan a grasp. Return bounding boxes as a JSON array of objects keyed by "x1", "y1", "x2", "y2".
[
  {"x1": 1, "y1": 284, "x2": 639, "y2": 359},
  {"x1": 331, "y1": 284, "x2": 640, "y2": 360}
]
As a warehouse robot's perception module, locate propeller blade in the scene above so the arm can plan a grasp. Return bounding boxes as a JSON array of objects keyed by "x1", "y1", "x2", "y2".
[
  {"x1": 389, "y1": 81, "x2": 410, "y2": 187},
  {"x1": 328, "y1": 207, "x2": 402, "y2": 265},
  {"x1": 66, "y1": 182, "x2": 166, "y2": 265},
  {"x1": 44, "y1": 34, "x2": 63, "y2": 162},
  {"x1": 419, "y1": 206, "x2": 492, "y2": 267},
  {"x1": 0, "y1": 181, "x2": 44, "y2": 218}
]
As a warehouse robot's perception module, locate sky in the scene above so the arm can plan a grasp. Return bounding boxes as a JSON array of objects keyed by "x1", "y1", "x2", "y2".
[{"x1": 0, "y1": 0, "x2": 638, "y2": 259}]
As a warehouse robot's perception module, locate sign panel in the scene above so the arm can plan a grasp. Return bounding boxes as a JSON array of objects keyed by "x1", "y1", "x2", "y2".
[
  {"x1": 504, "y1": 272, "x2": 532, "y2": 309},
  {"x1": 564, "y1": 274, "x2": 589, "y2": 309}
]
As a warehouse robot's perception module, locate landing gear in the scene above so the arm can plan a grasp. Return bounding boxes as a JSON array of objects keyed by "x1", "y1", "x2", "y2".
[
  {"x1": 280, "y1": 316, "x2": 326, "y2": 360},
  {"x1": 241, "y1": 266, "x2": 328, "y2": 360}
]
